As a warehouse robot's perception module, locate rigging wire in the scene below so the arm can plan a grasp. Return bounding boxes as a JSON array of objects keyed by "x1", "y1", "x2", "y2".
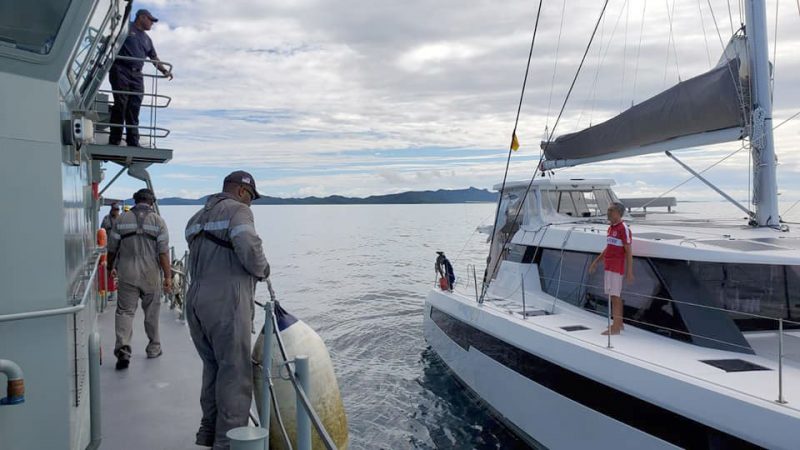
[
  {"x1": 706, "y1": 0, "x2": 730, "y2": 51},
  {"x1": 485, "y1": 0, "x2": 544, "y2": 278},
  {"x1": 632, "y1": 0, "x2": 647, "y2": 105},
  {"x1": 663, "y1": 0, "x2": 682, "y2": 85},
  {"x1": 726, "y1": 0, "x2": 736, "y2": 34},
  {"x1": 587, "y1": 0, "x2": 628, "y2": 127},
  {"x1": 620, "y1": 0, "x2": 630, "y2": 111},
  {"x1": 697, "y1": 0, "x2": 713, "y2": 67},
  {"x1": 545, "y1": 0, "x2": 569, "y2": 132},
  {"x1": 483, "y1": 0, "x2": 611, "y2": 297}
]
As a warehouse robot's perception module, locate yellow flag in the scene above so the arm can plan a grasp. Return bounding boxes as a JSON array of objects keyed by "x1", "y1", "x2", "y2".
[{"x1": 511, "y1": 132, "x2": 520, "y2": 151}]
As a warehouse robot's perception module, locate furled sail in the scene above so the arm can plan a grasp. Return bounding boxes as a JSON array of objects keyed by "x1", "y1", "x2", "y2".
[{"x1": 541, "y1": 42, "x2": 749, "y2": 169}]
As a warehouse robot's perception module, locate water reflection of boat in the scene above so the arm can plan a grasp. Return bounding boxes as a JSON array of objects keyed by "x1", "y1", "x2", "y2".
[{"x1": 425, "y1": 2, "x2": 800, "y2": 449}]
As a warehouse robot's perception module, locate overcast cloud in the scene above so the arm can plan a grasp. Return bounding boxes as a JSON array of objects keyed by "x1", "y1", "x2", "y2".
[{"x1": 104, "y1": 0, "x2": 800, "y2": 206}]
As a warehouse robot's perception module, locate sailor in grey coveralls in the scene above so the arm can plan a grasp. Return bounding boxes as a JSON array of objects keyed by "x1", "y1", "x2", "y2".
[
  {"x1": 108, "y1": 188, "x2": 171, "y2": 370},
  {"x1": 185, "y1": 171, "x2": 269, "y2": 449}
]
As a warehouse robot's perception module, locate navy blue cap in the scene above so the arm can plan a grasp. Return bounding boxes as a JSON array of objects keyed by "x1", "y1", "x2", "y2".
[{"x1": 224, "y1": 170, "x2": 261, "y2": 199}]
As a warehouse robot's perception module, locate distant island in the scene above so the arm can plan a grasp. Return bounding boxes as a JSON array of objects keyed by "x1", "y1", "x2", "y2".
[{"x1": 153, "y1": 187, "x2": 498, "y2": 205}]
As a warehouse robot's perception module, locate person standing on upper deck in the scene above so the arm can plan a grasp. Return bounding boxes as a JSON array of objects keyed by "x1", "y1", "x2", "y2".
[
  {"x1": 185, "y1": 171, "x2": 270, "y2": 449},
  {"x1": 589, "y1": 202, "x2": 634, "y2": 335},
  {"x1": 108, "y1": 189, "x2": 172, "y2": 370},
  {"x1": 108, "y1": 9, "x2": 173, "y2": 147}
]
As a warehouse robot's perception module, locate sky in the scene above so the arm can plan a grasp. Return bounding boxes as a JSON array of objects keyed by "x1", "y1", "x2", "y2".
[{"x1": 103, "y1": 0, "x2": 800, "y2": 206}]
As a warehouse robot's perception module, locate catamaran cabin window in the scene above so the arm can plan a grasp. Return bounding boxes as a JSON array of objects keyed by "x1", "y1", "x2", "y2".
[
  {"x1": 537, "y1": 249, "x2": 689, "y2": 340},
  {"x1": 0, "y1": 1, "x2": 72, "y2": 54},
  {"x1": 541, "y1": 189, "x2": 615, "y2": 218},
  {"x1": 684, "y1": 261, "x2": 800, "y2": 330}
]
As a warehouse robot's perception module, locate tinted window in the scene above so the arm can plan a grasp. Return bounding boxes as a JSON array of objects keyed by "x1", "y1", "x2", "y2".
[
  {"x1": 0, "y1": 1, "x2": 72, "y2": 54},
  {"x1": 688, "y1": 261, "x2": 800, "y2": 330},
  {"x1": 538, "y1": 249, "x2": 687, "y2": 339},
  {"x1": 538, "y1": 249, "x2": 592, "y2": 306}
]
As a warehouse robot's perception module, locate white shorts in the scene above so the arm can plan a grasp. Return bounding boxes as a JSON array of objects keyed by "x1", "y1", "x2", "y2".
[{"x1": 604, "y1": 271, "x2": 623, "y2": 297}]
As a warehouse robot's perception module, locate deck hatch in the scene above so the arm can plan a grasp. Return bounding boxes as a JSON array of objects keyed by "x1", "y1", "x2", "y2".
[
  {"x1": 700, "y1": 359, "x2": 771, "y2": 372},
  {"x1": 700, "y1": 239, "x2": 788, "y2": 251},
  {"x1": 635, "y1": 232, "x2": 684, "y2": 240},
  {"x1": 561, "y1": 325, "x2": 590, "y2": 332}
]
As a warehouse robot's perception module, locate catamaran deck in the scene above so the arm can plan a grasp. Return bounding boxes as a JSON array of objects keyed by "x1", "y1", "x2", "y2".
[
  {"x1": 476, "y1": 293, "x2": 800, "y2": 416},
  {"x1": 99, "y1": 300, "x2": 201, "y2": 450}
]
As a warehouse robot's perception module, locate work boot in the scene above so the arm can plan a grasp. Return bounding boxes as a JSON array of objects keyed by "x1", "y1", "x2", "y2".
[
  {"x1": 147, "y1": 349, "x2": 163, "y2": 359},
  {"x1": 114, "y1": 345, "x2": 131, "y2": 370},
  {"x1": 195, "y1": 432, "x2": 214, "y2": 447}
]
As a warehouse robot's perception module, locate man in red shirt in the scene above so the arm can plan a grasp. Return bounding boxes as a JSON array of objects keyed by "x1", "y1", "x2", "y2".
[{"x1": 589, "y1": 202, "x2": 634, "y2": 335}]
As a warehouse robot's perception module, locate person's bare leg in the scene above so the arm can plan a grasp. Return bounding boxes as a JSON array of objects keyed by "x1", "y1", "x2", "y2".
[{"x1": 602, "y1": 295, "x2": 624, "y2": 335}]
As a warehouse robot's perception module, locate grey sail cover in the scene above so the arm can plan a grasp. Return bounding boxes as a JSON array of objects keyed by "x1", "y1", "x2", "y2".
[{"x1": 542, "y1": 58, "x2": 747, "y2": 162}]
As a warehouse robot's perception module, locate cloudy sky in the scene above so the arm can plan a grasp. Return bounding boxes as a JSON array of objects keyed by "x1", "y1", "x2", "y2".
[{"x1": 104, "y1": 0, "x2": 800, "y2": 206}]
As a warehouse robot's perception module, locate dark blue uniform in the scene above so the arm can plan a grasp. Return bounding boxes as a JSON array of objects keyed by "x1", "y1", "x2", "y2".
[{"x1": 109, "y1": 25, "x2": 158, "y2": 146}]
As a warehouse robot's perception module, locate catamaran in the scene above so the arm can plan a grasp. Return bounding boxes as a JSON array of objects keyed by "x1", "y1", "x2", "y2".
[{"x1": 425, "y1": 1, "x2": 800, "y2": 449}]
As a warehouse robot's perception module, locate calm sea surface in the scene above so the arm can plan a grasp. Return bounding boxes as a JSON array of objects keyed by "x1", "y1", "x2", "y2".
[{"x1": 156, "y1": 200, "x2": 800, "y2": 449}]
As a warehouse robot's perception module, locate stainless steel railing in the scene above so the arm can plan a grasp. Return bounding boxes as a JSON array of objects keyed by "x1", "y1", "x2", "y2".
[
  {"x1": 484, "y1": 272, "x2": 800, "y2": 405},
  {"x1": 94, "y1": 55, "x2": 174, "y2": 149}
]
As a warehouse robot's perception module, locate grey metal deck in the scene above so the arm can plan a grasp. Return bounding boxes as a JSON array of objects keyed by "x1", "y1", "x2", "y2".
[{"x1": 99, "y1": 299, "x2": 202, "y2": 450}]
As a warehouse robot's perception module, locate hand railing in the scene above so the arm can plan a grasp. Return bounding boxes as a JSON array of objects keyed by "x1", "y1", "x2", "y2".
[
  {"x1": 497, "y1": 273, "x2": 800, "y2": 405},
  {"x1": 94, "y1": 55, "x2": 174, "y2": 149},
  {"x1": 0, "y1": 250, "x2": 102, "y2": 323}
]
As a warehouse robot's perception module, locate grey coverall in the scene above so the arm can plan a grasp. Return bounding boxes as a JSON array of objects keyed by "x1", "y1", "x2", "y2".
[
  {"x1": 185, "y1": 192, "x2": 269, "y2": 449},
  {"x1": 108, "y1": 203, "x2": 170, "y2": 359}
]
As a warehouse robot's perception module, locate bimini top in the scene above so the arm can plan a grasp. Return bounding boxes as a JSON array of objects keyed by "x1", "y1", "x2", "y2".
[{"x1": 493, "y1": 178, "x2": 615, "y2": 192}]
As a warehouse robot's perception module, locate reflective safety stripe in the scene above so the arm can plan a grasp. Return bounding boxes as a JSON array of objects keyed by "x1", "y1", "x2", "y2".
[
  {"x1": 142, "y1": 224, "x2": 161, "y2": 233},
  {"x1": 116, "y1": 223, "x2": 138, "y2": 231},
  {"x1": 229, "y1": 224, "x2": 253, "y2": 238},
  {"x1": 203, "y1": 220, "x2": 230, "y2": 231},
  {"x1": 185, "y1": 224, "x2": 203, "y2": 239},
  {"x1": 157, "y1": 234, "x2": 168, "y2": 242}
]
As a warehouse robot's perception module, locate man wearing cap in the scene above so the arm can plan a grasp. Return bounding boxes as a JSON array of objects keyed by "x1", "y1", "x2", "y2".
[
  {"x1": 108, "y1": 188, "x2": 172, "y2": 370},
  {"x1": 185, "y1": 171, "x2": 270, "y2": 449},
  {"x1": 108, "y1": 9, "x2": 173, "y2": 147},
  {"x1": 435, "y1": 251, "x2": 455, "y2": 291},
  {"x1": 101, "y1": 202, "x2": 120, "y2": 234}
]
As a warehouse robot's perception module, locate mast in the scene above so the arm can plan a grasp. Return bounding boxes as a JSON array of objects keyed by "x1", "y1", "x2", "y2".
[{"x1": 746, "y1": 0, "x2": 781, "y2": 227}]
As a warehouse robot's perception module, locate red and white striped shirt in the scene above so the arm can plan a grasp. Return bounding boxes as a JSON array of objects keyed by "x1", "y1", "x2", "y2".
[{"x1": 604, "y1": 221, "x2": 631, "y2": 275}]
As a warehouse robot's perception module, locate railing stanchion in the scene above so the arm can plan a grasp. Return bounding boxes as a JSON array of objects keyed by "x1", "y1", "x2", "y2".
[
  {"x1": 521, "y1": 274, "x2": 526, "y2": 319},
  {"x1": 260, "y1": 301, "x2": 275, "y2": 439},
  {"x1": 606, "y1": 297, "x2": 613, "y2": 349},
  {"x1": 295, "y1": 355, "x2": 312, "y2": 450},
  {"x1": 778, "y1": 318, "x2": 787, "y2": 404},
  {"x1": 473, "y1": 266, "x2": 479, "y2": 303}
]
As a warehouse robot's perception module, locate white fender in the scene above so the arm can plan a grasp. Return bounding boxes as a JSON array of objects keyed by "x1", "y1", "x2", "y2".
[{"x1": 253, "y1": 305, "x2": 348, "y2": 450}]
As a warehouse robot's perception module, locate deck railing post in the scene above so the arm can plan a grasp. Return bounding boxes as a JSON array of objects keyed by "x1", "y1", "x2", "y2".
[
  {"x1": 521, "y1": 274, "x2": 526, "y2": 319},
  {"x1": 473, "y1": 266, "x2": 480, "y2": 303},
  {"x1": 606, "y1": 298, "x2": 613, "y2": 349},
  {"x1": 260, "y1": 301, "x2": 275, "y2": 438},
  {"x1": 778, "y1": 318, "x2": 787, "y2": 404},
  {"x1": 295, "y1": 355, "x2": 312, "y2": 450}
]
